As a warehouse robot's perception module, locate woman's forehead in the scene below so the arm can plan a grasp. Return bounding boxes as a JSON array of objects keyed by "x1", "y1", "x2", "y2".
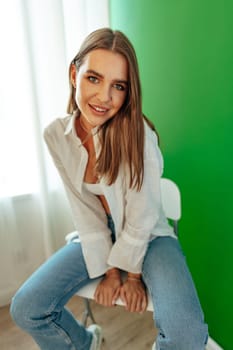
[{"x1": 81, "y1": 49, "x2": 128, "y2": 81}]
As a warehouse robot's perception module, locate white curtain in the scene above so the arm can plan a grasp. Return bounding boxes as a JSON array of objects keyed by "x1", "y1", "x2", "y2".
[{"x1": 0, "y1": 0, "x2": 109, "y2": 306}]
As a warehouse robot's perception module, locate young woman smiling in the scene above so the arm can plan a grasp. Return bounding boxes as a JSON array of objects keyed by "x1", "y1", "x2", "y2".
[{"x1": 11, "y1": 28, "x2": 208, "y2": 350}]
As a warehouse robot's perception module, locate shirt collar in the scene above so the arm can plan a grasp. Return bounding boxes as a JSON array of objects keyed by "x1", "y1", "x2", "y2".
[
  {"x1": 64, "y1": 110, "x2": 100, "y2": 137},
  {"x1": 64, "y1": 111, "x2": 77, "y2": 136}
]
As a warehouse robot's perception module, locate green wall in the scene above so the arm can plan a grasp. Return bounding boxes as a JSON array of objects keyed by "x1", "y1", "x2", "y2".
[{"x1": 110, "y1": 1, "x2": 233, "y2": 349}]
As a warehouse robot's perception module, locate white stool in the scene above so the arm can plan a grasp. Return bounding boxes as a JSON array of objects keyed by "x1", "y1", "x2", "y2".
[{"x1": 65, "y1": 178, "x2": 181, "y2": 325}]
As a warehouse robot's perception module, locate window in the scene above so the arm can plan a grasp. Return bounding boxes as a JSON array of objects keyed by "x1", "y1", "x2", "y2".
[
  {"x1": 0, "y1": 0, "x2": 109, "y2": 198},
  {"x1": 0, "y1": 1, "x2": 39, "y2": 197}
]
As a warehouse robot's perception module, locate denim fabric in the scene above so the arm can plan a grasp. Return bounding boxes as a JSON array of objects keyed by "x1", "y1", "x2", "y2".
[
  {"x1": 142, "y1": 237, "x2": 208, "y2": 349},
  {"x1": 11, "y1": 216, "x2": 208, "y2": 350},
  {"x1": 106, "y1": 213, "x2": 116, "y2": 243},
  {"x1": 10, "y1": 242, "x2": 94, "y2": 350}
]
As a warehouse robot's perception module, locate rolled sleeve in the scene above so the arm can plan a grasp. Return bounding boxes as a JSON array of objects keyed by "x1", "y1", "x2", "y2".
[
  {"x1": 108, "y1": 152, "x2": 163, "y2": 273},
  {"x1": 108, "y1": 229, "x2": 148, "y2": 273},
  {"x1": 44, "y1": 126, "x2": 112, "y2": 278}
]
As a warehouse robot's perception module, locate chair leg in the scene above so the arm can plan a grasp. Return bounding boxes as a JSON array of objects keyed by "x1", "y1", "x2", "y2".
[{"x1": 82, "y1": 298, "x2": 97, "y2": 326}]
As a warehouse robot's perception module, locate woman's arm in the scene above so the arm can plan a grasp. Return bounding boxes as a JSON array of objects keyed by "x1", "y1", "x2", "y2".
[
  {"x1": 107, "y1": 156, "x2": 163, "y2": 273},
  {"x1": 44, "y1": 126, "x2": 113, "y2": 278}
]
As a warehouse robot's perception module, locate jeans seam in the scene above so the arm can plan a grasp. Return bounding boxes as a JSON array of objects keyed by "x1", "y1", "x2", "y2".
[
  {"x1": 41, "y1": 275, "x2": 90, "y2": 350},
  {"x1": 50, "y1": 321, "x2": 76, "y2": 350}
]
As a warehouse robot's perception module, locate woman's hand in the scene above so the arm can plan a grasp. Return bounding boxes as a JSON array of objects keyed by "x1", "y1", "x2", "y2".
[
  {"x1": 120, "y1": 274, "x2": 148, "y2": 313},
  {"x1": 94, "y1": 268, "x2": 122, "y2": 307}
]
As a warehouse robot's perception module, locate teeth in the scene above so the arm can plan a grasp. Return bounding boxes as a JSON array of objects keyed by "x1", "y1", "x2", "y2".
[{"x1": 93, "y1": 106, "x2": 107, "y2": 112}]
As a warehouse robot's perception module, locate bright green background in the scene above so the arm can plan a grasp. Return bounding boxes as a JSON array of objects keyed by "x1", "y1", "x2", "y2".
[{"x1": 110, "y1": 1, "x2": 233, "y2": 349}]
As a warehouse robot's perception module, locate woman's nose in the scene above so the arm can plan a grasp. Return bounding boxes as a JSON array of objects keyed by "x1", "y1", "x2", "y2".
[{"x1": 97, "y1": 84, "x2": 112, "y2": 103}]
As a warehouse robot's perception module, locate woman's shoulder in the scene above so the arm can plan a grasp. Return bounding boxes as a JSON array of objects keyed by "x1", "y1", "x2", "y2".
[
  {"x1": 143, "y1": 120, "x2": 159, "y2": 150},
  {"x1": 44, "y1": 114, "x2": 72, "y2": 138},
  {"x1": 143, "y1": 119, "x2": 164, "y2": 172}
]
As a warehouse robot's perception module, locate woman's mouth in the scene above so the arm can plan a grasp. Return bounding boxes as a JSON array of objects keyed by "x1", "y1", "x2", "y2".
[{"x1": 89, "y1": 104, "x2": 109, "y2": 115}]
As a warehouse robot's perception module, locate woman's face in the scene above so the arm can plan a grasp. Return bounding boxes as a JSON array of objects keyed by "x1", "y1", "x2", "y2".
[{"x1": 72, "y1": 49, "x2": 128, "y2": 129}]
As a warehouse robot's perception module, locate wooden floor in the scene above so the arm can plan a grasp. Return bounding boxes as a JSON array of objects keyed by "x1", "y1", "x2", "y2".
[{"x1": 0, "y1": 295, "x2": 157, "y2": 350}]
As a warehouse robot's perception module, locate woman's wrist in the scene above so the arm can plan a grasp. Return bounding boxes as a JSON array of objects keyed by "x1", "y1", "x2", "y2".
[
  {"x1": 127, "y1": 272, "x2": 142, "y2": 282},
  {"x1": 106, "y1": 268, "x2": 121, "y2": 278}
]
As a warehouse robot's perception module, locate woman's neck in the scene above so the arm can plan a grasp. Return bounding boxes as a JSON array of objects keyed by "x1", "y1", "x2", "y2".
[
  {"x1": 79, "y1": 115, "x2": 93, "y2": 133},
  {"x1": 75, "y1": 117, "x2": 95, "y2": 154}
]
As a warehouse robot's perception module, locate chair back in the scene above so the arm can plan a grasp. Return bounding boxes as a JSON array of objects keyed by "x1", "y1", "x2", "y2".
[{"x1": 160, "y1": 178, "x2": 181, "y2": 235}]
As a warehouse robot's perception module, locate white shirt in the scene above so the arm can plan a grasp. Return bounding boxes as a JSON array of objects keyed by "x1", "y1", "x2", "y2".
[
  {"x1": 44, "y1": 113, "x2": 176, "y2": 278},
  {"x1": 83, "y1": 182, "x2": 103, "y2": 195}
]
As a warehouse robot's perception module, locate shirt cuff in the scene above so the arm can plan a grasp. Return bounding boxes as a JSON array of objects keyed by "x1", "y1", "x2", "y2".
[{"x1": 107, "y1": 234, "x2": 148, "y2": 273}]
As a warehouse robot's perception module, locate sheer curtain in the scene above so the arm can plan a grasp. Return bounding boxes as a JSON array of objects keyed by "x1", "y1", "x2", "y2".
[{"x1": 0, "y1": 0, "x2": 109, "y2": 306}]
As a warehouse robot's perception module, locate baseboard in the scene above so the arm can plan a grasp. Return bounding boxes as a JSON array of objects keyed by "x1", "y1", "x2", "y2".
[{"x1": 206, "y1": 336, "x2": 224, "y2": 350}]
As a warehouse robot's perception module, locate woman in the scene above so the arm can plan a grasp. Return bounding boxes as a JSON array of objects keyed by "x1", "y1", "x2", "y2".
[{"x1": 11, "y1": 28, "x2": 208, "y2": 350}]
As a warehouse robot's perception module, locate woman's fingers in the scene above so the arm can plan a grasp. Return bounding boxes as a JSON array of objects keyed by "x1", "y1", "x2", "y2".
[
  {"x1": 120, "y1": 280, "x2": 148, "y2": 313},
  {"x1": 112, "y1": 286, "x2": 120, "y2": 305},
  {"x1": 141, "y1": 295, "x2": 148, "y2": 312},
  {"x1": 120, "y1": 287, "x2": 127, "y2": 305},
  {"x1": 95, "y1": 276, "x2": 148, "y2": 312},
  {"x1": 94, "y1": 275, "x2": 122, "y2": 307},
  {"x1": 128, "y1": 293, "x2": 138, "y2": 312},
  {"x1": 127, "y1": 292, "x2": 144, "y2": 312}
]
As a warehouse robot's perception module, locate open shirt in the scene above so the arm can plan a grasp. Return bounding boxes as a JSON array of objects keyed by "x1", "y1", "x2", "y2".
[{"x1": 44, "y1": 113, "x2": 176, "y2": 278}]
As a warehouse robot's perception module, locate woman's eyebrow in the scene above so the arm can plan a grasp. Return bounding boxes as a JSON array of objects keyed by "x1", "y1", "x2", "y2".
[
  {"x1": 86, "y1": 69, "x2": 103, "y2": 78},
  {"x1": 115, "y1": 79, "x2": 128, "y2": 85},
  {"x1": 86, "y1": 69, "x2": 128, "y2": 85}
]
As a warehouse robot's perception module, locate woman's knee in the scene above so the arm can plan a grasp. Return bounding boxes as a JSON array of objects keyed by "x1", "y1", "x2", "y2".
[{"x1": 10, "y1": 287, "x2": 40, "y2": 330}]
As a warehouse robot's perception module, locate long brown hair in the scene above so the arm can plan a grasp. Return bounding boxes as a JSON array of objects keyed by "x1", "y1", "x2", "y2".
[{"x1": 67, "y1": 28, "x2": 156, "y2": 190}]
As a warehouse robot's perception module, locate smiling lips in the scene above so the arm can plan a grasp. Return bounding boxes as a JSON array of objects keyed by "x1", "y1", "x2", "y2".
[{"x1": 89, "y1": 103, "x2": 109, "y2": 114}]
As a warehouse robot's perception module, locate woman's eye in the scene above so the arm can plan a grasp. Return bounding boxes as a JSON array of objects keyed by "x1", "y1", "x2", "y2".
[
  {"x1": 114, "y1": 83, "x2": 125, "y2": 91},
  {"x1": 88, "y1": 76, "x2": 99, "y2": 83}
]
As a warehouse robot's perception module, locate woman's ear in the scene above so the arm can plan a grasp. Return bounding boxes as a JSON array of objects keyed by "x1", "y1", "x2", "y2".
[{"x1": 70, "y1": 64, "x2": 76, "y2": 88}]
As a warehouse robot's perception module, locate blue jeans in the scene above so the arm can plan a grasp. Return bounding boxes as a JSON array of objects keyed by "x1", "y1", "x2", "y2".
[
  {"x1": 142, "y1": 237, "x2": 208, "y2": 349},
  {"x1": 11, "y1": 216, "x2": 208, "y2": 350}
]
